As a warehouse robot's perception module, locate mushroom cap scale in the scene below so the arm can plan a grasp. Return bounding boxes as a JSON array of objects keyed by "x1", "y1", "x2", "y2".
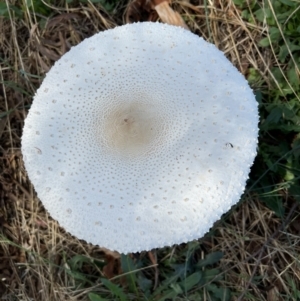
[{"x1": 22, "y1": 22, "x2": 259, "y2": 253}]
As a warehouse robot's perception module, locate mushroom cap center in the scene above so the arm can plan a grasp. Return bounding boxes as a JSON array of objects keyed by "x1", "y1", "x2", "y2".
[{"x1": 101, "y1": 99, "x2": 170, "y2": 158}]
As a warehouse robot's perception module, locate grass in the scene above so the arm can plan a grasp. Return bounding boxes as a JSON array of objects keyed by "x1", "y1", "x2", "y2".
[{"x1": 1, "y1": 0, "x2": 300, "y2": 300}]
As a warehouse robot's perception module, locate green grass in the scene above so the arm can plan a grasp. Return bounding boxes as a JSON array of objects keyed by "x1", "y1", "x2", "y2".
[
  {"x1": 83, "y1": 248, "x2": 230, "y2": 301},
  {"x1": 243, "y1": 0, "x2": 300, "y2": 217}
]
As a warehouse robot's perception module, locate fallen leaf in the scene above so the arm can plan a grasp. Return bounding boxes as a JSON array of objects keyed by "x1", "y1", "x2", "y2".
[
  {"x1": 100, "y1": 248, "x2": 121, "y2": 279},
  {"x1": 125, "y1": 0, "x2": 189, "y2": 29},
  {"x1": 125, "y1": 0, "x2": 158, "y2": 23},
  {"x1": 103, "y1": 254, "x2": 119, "y2": 279},
  {"x1": 154, "y1": 1, "x2": 189, "y2": 30}
]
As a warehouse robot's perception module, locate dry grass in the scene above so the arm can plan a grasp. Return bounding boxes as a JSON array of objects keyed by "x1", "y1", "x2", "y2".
[{"x1": 1, "y1": 0, "x2": 299, "y2": 300}]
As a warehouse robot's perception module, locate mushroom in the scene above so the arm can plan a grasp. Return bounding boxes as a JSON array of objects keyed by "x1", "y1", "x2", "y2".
[{"x1": 22, "y1": 22, "x2": 259, "y2": 253}]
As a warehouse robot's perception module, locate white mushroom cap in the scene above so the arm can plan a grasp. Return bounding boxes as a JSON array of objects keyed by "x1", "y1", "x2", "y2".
[{"x1": 22, "y1": 22, "x2": 259, "y2": 253}]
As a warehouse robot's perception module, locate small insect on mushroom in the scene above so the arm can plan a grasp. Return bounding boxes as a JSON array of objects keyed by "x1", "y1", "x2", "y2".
[
  {"x1": 21, "y1": 22, "x2": 259, "y2": 254},
  {"x1": 34, "y1": 147, "x2": 42, "y2": 154},
  {"x1": 225, "y1": 143, "x2": 234, "y2": 148}
]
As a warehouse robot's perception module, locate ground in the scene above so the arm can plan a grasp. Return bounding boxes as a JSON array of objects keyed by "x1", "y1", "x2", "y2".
[{"x1": 1, "y1": 0, "x2": 300, "y2": 300}]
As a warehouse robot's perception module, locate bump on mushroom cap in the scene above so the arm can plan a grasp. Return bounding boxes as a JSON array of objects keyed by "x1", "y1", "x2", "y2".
[{"x1": 22, "y1": 22, "x2": 259, "y2": 253}]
